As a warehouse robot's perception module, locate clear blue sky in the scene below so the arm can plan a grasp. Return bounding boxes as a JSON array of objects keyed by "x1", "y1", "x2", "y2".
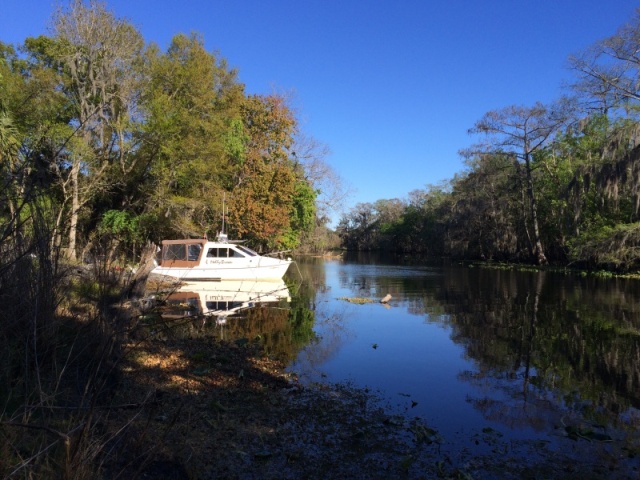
[{"x1": 2, "y1": 1, "x2": 639, "y2": 221}]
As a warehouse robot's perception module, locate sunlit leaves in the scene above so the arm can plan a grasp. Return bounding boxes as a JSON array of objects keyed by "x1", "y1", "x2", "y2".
[
  {"x1": 225, "y1": 94, "x2": 303, "y2": 250},
  {"x1": 141, "y1": 34, "x2": 240, "y2": 237},
  {"x1": 0, "y1": 3, "x2": 331, "y2": 258}
]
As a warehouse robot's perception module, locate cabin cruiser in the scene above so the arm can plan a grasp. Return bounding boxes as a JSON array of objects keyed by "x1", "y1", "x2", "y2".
[{"x1": 152, "y1": 233, "x2": 292, "y2": 281}]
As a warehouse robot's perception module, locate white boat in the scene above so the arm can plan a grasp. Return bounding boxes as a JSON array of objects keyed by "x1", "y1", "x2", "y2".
[
  {"x1": 152, "y1": 233, "x2": 293, "y2": 281},
  {"x1": 163, "y1": 279, "x2": 291, "y2": 318}
]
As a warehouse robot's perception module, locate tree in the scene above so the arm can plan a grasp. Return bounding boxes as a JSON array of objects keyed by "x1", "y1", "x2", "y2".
[
  {"x1": 0, "y1": 109, "x2": 21, "y2": 240},
  {"x1": 228, "y1": 94, "x2": 301, "y2": 250},
  {"x1": 1, "y1": 40, "x2": 70, "y2": 250},
  {"x1": 554, "y1": 117, "x2": 640, "y2": 270},
  {"x1": 0, "y1": 47, "x2": 21, "y2": 215},
  {"x1": 286, "y1": 179, "x2": 317, "y2": 249},
  {"x1": 468, "y1": 101, "x2": 574, "y2": 264},
  {"x1": 287, "y1": 132, "x2": 350, "y2": 252},
  {"x1": 141, "y1": 33, "x2": 243, "y2": 239},
  {"x1": 336, "y1": 202, "x2": 377, "y2": 251},
  {"x1": 372, "y1": 198, "x2": 406, "y2": 250},
  {"x1": 292, "y1": 132, "x2": 351, "y2": 221},
  {"x1": 51, "y1": 0, "x2": 144, "y2": 259},
  {"x1": 569, "y1": 8, "x2": 640, "y2": 114},
  {"x1": 447, "y1": 153, "x2": 521, "y2": 260}
]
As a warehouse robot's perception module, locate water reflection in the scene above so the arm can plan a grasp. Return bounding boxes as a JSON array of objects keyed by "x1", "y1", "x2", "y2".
[
  {"x1": 289, "y1": 256, "x2": 640, "y2": 471},
  {"x1": 160, "y1": 279, "x2": 317, "y2": 363},
  {"x1": 155, "y1": 257, "x2": 640, "y2": 471},
  {"x1": 439, "y1": 268, "x2": 640, "y2": 411},
  {"x1": 164, "y1": 280, "x2": 291, "y2": 318}
]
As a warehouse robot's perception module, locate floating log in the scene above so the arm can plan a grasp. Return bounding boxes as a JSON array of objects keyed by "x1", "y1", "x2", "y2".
[{"x1": 380, "y1": 294, "x2": 392, "y2": 304}]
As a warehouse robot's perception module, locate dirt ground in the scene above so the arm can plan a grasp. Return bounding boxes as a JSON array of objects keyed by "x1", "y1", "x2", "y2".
[{"x1": 98, "y1": 325, "x2": 638, "y2": 480}]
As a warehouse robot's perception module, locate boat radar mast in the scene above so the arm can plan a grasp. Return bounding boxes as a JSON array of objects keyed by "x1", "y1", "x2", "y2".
[{"x1": 217, "y1": 194, "x2": 229, "y2": 243}]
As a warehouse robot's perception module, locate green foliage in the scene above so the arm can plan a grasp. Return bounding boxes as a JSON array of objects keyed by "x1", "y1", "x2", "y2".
[
  {"x1": 336, "y1": 13, "x2": 640, "y2": 270},
  {"x1": 287, "y1": 305, "x2": 317, "y2": 347},
  {"x1": 226, "y1": 94, "x2": 301, "y2": 250},
  {"x1": 568, "y1": 222, "x2": 640, "y2": 270},
  {"x1": 338, "y1": 100, "x2": 640, "y2": 271},
  {"x1": 99, "y1": 209, "x2": 140, "y2": 241},
  {"x1": 11, "y1": 0, "x2": 640, "y2": 273},
  {"x1": 337, "y1": 185, "x2": 449, "y2": 255},
  {"x1": 278, "y1": 227, "x2": 300, "y2": 251},
  {"x1": 0, "y1": 3, "x2": 338, "y2": 477},
  {"x1": 0, "y1": 0, "x2": 341, "y2": 261},
  {"x1": 224, "y1": 117, "x2": 248, "y2": 167},
  {"x1": 140, "y1": 33, "x2": 238, "y2": 238},
  {"x1": 291, "y1": 180, "x2": 317, "y2": 233}
]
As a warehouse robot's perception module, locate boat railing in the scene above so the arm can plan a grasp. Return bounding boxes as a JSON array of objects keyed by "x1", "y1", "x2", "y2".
[{"x1": 263, "y1": 250, "x2": 292, "y2": 258}]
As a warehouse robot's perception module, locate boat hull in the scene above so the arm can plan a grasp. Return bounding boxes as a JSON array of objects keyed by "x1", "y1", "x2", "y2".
[{"x1": 151, "y1": 259, "x2": 291, "y2": 281}]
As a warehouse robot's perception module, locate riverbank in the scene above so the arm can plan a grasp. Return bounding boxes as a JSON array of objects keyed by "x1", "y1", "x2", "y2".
[
  {"x1": 103, "y1": 310, "x2": 638, "y2": 479},
  {"x1": 108, "y1": 333, "x2": 435, "y2": 479},
  {"x1": 3, "y1": 264, "x2": 637, "y2": 479},
  {"x1": 102, "y1": 271, "x2": 638, "y2": 479}
]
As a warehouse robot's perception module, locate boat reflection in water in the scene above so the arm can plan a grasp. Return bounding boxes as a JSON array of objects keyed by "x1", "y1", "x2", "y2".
[{"x1": 162, "y1": 280, "x2": 291, "y2": 324}]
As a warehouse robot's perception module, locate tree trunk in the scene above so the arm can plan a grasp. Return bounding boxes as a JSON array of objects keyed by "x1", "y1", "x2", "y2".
[
  {"x1": 524, "y1": 154, "x2": 547, "y2": 265},
  {"x1": 67, "y1": 161, "x2": 79, "y2": 261},
  {"x1": 120, "y1": 241, "x2": 158, "y2": 300}
]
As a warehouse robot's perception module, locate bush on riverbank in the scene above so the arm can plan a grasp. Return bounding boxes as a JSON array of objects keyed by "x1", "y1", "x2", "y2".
[{"x1": 0, "y1": 221, "x2": 142, "y2": 478}]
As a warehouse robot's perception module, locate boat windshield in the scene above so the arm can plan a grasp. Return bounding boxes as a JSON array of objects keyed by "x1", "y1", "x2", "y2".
[
  {"x1": 236, "y1": 245, "x2": 258, "y2": 257},
  {"x1": 188, "y1": 244, "x2": 202, "y2": 261}
]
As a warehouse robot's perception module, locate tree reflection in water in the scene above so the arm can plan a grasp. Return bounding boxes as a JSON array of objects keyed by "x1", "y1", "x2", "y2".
[
  {"x1": 292, "y1": 255, "x2": 640, "y2": 473},
  {"x1": 437, "y1": 266, "x2": 640, "y2": 464},
  {"x1": 157, "y1": 256, "x2": 640, "y2": 473}
]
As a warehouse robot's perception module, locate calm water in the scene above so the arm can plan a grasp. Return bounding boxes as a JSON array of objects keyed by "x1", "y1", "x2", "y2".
[{"x1": 170, "y1": 254, "x2": 640, "y2": 472}]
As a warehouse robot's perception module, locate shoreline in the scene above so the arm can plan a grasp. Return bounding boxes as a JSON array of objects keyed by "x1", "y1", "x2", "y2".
[{"x1": 104, "y1": 315, "x2": 638, "y2": 479}]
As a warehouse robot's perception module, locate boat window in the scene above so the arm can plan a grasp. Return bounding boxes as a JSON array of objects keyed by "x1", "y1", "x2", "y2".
[
  {"x1": 229, "y1": 248, "x2": 245, "y2": 258},
  {"x1": 237, "y1": 245, "x2": 258, "y2": 257},
  {"x1": 207, "y1": 247, "x2": 233, "y2": 258},
  {"x1": 188, "y1": 244, "x2": 202, "y2": 261},
  {"x1": 206, "y1": 301, "x2": 244, "y2": 311},
  {"x1": 164, "y1": 244, "x2": 187, "y2": 261}
]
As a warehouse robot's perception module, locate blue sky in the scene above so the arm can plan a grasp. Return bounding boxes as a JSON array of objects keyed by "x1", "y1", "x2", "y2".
[{"x1": 2, "y1": 1, "x2": 639, "y2": 221}]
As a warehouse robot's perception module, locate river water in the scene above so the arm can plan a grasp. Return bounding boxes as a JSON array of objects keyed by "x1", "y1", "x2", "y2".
[
  {"x1": 291, "y1": 254, "x2": 640, "y2": 471},
  {"x1": 169, "y1": 254, "x2": 640, "y2": 474}
]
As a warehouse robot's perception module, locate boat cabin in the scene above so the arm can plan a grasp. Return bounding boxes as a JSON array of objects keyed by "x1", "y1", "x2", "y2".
[{"x1": 158, "y1": 238, "x2": 259, "y2": 268}]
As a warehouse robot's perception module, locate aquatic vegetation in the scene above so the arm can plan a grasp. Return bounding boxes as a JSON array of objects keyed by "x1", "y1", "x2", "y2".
[{"x1": 338, "y1": 296, "x2": 376, "y2": 304}]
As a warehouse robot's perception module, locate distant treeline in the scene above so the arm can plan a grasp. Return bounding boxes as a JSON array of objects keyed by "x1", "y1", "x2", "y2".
[{"x1": 337, "y1": 9, "x2": 640, "y2": 272}]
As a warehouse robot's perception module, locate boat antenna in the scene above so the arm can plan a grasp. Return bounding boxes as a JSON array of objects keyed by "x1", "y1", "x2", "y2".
[
  {"x1": 217, "y1": 193, "x2": 229, "y2": 243},
  {"x1": 221, "y1": 193, "x2": 226, "y2": 234}
]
